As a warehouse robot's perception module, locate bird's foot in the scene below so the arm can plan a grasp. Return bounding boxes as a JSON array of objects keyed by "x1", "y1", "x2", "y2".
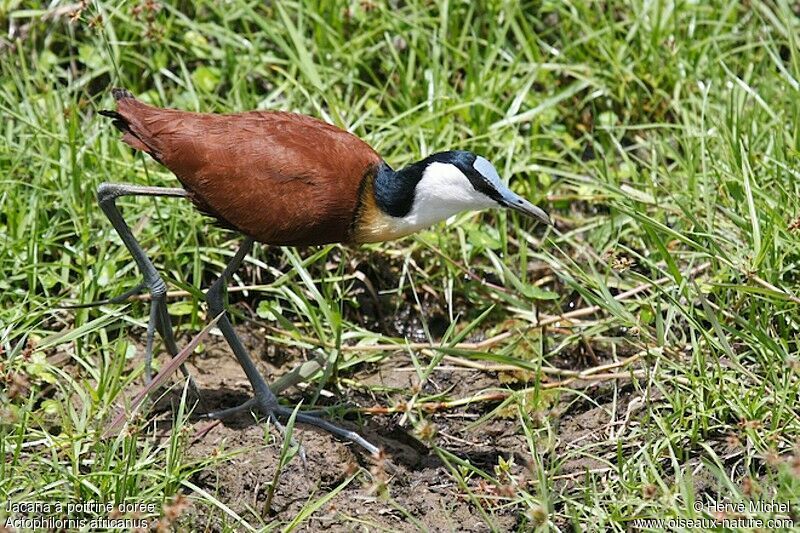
[
  {"x1": 203, "y1": 395, "x2": 380, "y2": 456},
  {"x1": 202, "y1": 397, "x2": 258, "y2": 420},
  {"x1": 202, "y1": 394, "x2": 311, "y2": 466}
]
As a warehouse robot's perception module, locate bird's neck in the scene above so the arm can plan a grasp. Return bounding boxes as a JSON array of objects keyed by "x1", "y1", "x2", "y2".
[
  {"x1": 352, "y1": 159, "x2": 493, "y2": 244},
  {"x1": 373, "y1": 161, "x2": 424, "y2": 218},
  {"x1": 351, "y1": 162, "x2": 419, "y2": 243}
]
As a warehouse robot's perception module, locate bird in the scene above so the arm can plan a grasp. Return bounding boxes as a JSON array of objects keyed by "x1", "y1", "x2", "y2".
[{"x1": 97, "y1": 87, "x2": 551, "y2": 455}]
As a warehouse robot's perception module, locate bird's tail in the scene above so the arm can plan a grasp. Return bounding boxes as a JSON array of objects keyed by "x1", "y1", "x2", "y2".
[{"x1": 99, "y1": 88, "x2": 157, "y2": 156}]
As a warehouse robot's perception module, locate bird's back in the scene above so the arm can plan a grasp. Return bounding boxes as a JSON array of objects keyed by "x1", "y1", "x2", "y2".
[{"x1": 105, "y1": 90, "x2": 381, "y2": 245}]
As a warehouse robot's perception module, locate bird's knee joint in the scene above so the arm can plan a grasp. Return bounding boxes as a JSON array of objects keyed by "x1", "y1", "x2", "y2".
[
  {"x1": 149, "y1": 278, "x2": 168, "y2": 299},
  {"x1": 97, "y1": 182, "x2": 122, "y2": 205}
]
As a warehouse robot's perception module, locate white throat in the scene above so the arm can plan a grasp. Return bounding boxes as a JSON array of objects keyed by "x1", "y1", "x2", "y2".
[{"x1": 383, "y1": 162, "x2": 495, "y2": 238}]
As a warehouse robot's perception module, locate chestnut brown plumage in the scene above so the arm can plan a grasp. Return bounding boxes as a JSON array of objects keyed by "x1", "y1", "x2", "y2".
[
  {"x1": 97, "y1": 88, "x2": 550, "y2": 457},
  {"x1": 102, "y1": 89, "x2": 382, "y2": 245}
]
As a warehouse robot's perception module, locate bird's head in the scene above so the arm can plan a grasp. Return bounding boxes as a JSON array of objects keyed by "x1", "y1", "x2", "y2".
[{"x1": 356, "y1": 150, "x2": 550, "y2": 243}]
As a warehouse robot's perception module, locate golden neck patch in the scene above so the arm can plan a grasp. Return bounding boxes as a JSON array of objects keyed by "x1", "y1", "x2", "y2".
[{"x1": 352, "y1": 176, "x2": 416, "y2": 243}]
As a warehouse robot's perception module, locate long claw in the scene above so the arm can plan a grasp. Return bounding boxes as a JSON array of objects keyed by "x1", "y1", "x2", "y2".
[
  {"x1": 202, "y1": 397, "x2": 258, "y2": 420},
  {"x1": 267, "y1": 410, "x2": 308, "y2": 471},
  {"x1": 202, "y1": 395, "x2": 380, "y2": 457},
  {"x1": 277, "y1": 406, "x2": 381, "y2": 456}
]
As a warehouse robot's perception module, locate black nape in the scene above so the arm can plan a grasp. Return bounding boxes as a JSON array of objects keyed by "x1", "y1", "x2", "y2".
[
  {"x1": 374, "y1": 151, "x2": 479, "y2": 218},
  {"x1": 373, "y1": 162, "x2": 412, "y2": 218}
]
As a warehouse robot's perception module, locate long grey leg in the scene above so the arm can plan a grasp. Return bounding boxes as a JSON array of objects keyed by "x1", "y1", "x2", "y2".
[
  {"x1": 96, "y1": 182, "x2": 198, "y2": 395},
  {"x1": 205, "y1": 238, "x2": 380, "y2": 456},
  {"x1": 205, "y1": 237, "x2": 277, "y2": 405}
]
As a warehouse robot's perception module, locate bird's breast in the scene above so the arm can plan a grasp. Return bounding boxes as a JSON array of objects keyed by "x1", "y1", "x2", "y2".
[{"x1": 352, "y1": 209, "x2": 417, "y2": 243}]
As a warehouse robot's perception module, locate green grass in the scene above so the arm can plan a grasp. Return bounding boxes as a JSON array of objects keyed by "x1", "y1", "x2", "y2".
[{"x1": 2, "y1": 0, "x2": 800, "y2": 530}]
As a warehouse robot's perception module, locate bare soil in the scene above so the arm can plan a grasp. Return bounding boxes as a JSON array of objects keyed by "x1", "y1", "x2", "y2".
[{"x1": 140, "y1": 323, "x2": 642, "y2": 532}]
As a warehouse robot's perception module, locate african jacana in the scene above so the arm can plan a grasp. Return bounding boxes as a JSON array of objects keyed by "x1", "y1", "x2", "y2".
[{"x1": 98, "y1": 88, "x2": 550, "y2": 455}]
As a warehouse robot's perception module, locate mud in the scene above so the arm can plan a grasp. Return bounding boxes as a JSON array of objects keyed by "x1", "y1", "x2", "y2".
[{"x1": 129, "y1": 318, "x2": 643, "y2": 531}]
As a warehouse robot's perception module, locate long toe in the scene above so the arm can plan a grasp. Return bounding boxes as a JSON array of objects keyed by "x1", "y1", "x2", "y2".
[
  {"x1": 202, "y1": 397, "x2": 258, "y2": 420},
  {"x1": 204, "y1": 396, "x2": 379, "y2": 457},
  {"x1": 274, "y1": 405, "x2": 381, "y2": 457}
]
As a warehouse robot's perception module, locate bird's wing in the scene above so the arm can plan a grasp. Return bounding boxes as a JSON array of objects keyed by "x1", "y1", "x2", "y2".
[{"x1": 104, "y1": 91, "x2": 382, "y2": 245}]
